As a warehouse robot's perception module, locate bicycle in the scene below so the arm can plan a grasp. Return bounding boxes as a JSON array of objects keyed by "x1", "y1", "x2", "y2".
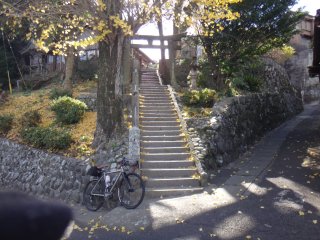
[{"x1": 83, "y1": 159, "x2": 145, "y2": 211}]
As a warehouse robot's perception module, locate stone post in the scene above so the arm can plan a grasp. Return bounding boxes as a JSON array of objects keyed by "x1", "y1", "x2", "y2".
[
  {"x1": 131, "y1": 59, "x2": 140, "y2": 127},
  {"x1": 128, "y1": 127, "x2": 140, "y2": 165},
  {"x1": 128, "y1": 59, "x2": 141, "y2": 165}
]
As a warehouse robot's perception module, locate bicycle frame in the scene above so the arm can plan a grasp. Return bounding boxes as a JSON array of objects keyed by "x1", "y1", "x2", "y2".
[{"x1": 90, "y1": 167, "x2": 131, "y2": 197}]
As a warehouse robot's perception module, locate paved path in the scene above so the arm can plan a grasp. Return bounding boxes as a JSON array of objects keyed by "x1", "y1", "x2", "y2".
[{"x1": 68, "y1": 102, "x2": 320, "y2": 240}]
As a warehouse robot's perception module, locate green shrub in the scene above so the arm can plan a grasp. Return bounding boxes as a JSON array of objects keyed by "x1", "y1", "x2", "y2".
[
  {"x1": 181, "y1": 88, "x2": 217, "y2": 107},
  {"x1": 51, "y1": 96, "x2": 87, "y2": 124},
  {"x1": 0, "y1": 114, "x2": 13, "y2": 134},
  {"x1": 231, "y1": 60, "x2": 264, "y2": 92},
  {"x1": 20, "y1": 110, "x2": 41, "y2": 128},
  {"x1": 21, "y1": 126, "x2": 72, "y2": 150},
  {"x1": 49, "y1": 88, "x2": 73, "y2": 100}
]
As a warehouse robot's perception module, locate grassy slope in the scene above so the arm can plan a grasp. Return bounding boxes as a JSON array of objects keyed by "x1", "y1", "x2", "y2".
[{"x1": 0, "y1": 81, "x2": 97, "y2": 158}]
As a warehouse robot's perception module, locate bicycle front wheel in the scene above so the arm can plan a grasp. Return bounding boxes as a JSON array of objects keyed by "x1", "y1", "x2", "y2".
[
  {"x1": 118, "y1": 173, "x2": 145, "y2": 209},
  {"x1": 83, "y1": 180, "x2": 104, "y2": 211}
]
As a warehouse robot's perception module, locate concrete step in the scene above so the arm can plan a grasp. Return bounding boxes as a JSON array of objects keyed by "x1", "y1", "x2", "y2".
[
  {"x1": 140, "y1": 84, "x2": 161, "y2": 87},
  {"x1": 141, "y1": 79, "x2": 158, "y2": 81},
  {"x1": 141, "y1": 168, "x2": 197, "y2": 178},
  {"x1": 141, "y1": 140, "x2": 186, "y2": 148},
  {"x1": 141, "y1": 126, "x2": 181, "y2": 131},
  {"x1": 140, "y1": 109, "x2": 176, "y2": 114},
  {"x1": 140, "y1": 113, "x2": 176, "y2": 118},
  {"x1": 140, "y1": 117, "x2": 177, "y2": 121},
  {"x1": 141, "y1": 130, "x2": 182, "y2": 137},
  {"x1": 140, "y1": 82, "x2": 160, "y2": 85},
  {"x1": 141, "y1": 160, "x2": 195, "y2": 168},
  {"x1": 141, "y1": 153, "x2": 190, "y2": 161},
  {"x1": 140, "y1": 98, "x2": 171, "y2": 103},
  {"x1": 141, "y1": 105, "x2": 173, "y2": 110},
  {"x1": 144, "y1": 177, "x2": 200, "y2": 188},
  {"x1": 141, "y1": 80, "x2": 158, "y2": 83},
  {"x1": 145, "y1": 187, "x2": 203, "y2": 198},
  {"x1": 141, "y1": 101, "x2": 172, "y2": 106},
  {"x1": 140, "y1": 121, "x2": 180, "y2": 127},
  {"x1": 140, "y1": 85, "x2": 168, "y2": 90},
  {"x1": 140, "y1": 106, "x2": 175, "y2": 111},
  {"x1": 141, "y1": 135, "x2": 184, "y2": 141},
  {"x1": 140, "y1": 97, "x2": 171, "y2": 102},
  {"x1": 141, "y1": 102, "x2": 173, "y2": 107},
  {"x1": 140, "y1": 85, "x2": 167, "y2": 89},
  {"x1": 140, "y1": 91, "x2": 168, "y2": 95},
  {"x1": 140, "y1": 93, "x2": 170, "y2": 97},
  {"x1": 142, "y1": 147, "x2": 189, "y2": 154},
  {"x1": 141, "y1": 71, "x2": 157, "y2": 74}
]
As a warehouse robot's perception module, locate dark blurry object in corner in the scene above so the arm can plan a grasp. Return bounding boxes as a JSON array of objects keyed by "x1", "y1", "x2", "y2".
[{"x1": 0, "y1": 191, "x2": 73, "y2": 240}]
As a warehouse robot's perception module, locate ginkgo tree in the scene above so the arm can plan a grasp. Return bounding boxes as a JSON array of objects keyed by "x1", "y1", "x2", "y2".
[{"x1": 0, "y1": 0, "x2": 241, "y2": 147}]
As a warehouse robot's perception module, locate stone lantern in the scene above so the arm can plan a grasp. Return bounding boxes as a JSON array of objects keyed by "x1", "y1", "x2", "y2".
[{"x1": 188, "y1": 57, "x2": 199, "y2": 90}]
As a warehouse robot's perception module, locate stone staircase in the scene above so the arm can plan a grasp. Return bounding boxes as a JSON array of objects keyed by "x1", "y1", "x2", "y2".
[{"x1": 139, "y1": 68, "x2": 202, "y2": 198}]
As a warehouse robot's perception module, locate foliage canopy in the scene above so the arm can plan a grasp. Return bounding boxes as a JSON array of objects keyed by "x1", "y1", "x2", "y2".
[
  {"x1": 1, "y1": 0, "x2": 241, "y2": 55},
  {"x1": 199, "y1": 0, "x2": 305, "y2": 90}
]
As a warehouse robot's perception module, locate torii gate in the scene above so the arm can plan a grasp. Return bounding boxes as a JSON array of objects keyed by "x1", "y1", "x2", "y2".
[{"x1": 130, "y1": 33, "x2": 186, "y2": 87}]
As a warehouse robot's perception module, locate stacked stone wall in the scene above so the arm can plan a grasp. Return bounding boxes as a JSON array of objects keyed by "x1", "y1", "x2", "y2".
[
  {"x1": 186, "y1": 92, "x2": 302, "y2": 169},
  {"x1": 0, "y1": 134, "x2": 128, "y2": 203},
  {"x1": 185, "y1": 58, "x2": 303, "y2": 170},
  {"x1": 0, "y1": 139, "x2": 87, "y2": 203}
]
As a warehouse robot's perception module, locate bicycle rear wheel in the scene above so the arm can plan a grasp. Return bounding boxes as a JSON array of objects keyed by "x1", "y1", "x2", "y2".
[
  {"x1": 83, "y1": 180, "x2": 104, "y2": 211},
  {"x1": 118, "y1": 173, "x2": 145, "y2": 209}
]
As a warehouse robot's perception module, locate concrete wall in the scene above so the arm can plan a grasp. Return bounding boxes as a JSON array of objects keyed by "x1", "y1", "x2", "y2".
[{"x1": 286, "y1": 35, "x2": 320, "y2": 102}]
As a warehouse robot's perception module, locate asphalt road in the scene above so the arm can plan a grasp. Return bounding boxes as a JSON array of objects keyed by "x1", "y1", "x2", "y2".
[{"x1": 67, "y1": 106, "x2": 320, "y2": 240}]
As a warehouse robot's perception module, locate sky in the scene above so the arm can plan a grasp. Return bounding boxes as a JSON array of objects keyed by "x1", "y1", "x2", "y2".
[
  {"x1": 138, "y1": 0, "x2": 320, "y2": 61},
  {"x1": 292, "y1": 0, "x2": 320, "y2": 15}
]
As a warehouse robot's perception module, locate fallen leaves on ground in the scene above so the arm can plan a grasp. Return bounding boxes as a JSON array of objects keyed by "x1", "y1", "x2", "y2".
[{"x1": 0, "y1": 83, "x2": 97, "y2": 158}]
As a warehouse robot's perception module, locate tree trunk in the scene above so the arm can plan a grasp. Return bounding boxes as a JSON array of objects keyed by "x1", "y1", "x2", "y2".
[
  {"x1": 93, "y1": 36, "x2": 124, "y2": 148},
  {"x1": 202, "y1": 40, "x2": 226, "y2": 90},
  {"x1": 63, "y1": 46, "x2": 75, "y2": 91},
  {"x1": 92, "y1": 0, "x2": 125, "y2": 148}
]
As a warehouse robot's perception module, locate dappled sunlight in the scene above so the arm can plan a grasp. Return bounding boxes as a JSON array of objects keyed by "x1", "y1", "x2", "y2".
[
  {"x1": 241, "y1": 182, "x2": 268, "y2": 196},
  {"x1": 267, "y1": 176, "x2": 320, "y2": 211},
  {"x1": 213, "y1": 213, "x2": 256, "y2": 239},
  {"x1": 273, "y1": 189, "x2": 304, "y2": 214},
  {"x1": 149, "y1": 189, "x2": 238, "y2": 230}
]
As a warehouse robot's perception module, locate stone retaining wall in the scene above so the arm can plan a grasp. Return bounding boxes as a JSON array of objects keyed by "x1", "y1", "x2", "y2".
[
  {"x1": 77, "y1": 92, "x2": 97, "y2": 111},
  {"x1": 0, "y1": 134, "x2": 128, "y2": 203},
  {"x1": 0, "y1": 138, "x2": 87, "y2": 203},
  {"x1": 186, "y1": 91, "x2": 303, "y2": 170}
]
